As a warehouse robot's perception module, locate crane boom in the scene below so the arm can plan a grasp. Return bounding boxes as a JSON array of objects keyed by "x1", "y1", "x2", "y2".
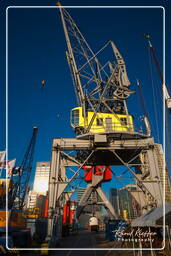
[
  {"x1": 57, "y1": 3, "x2": 135, "y2": 123},
  {"x1": 57, "y1": 3, "x2": 85, "y2": 108},
  {"x1": 9, "y1": 127, "x2": 38, "y2": 210}
]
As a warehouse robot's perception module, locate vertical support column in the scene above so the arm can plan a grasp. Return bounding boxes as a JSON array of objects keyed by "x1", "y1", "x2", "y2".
[
  {"x1": 142, "y1": 146, "x2": 163, "y2": 206},
  {"x1": 46, "y1": 147, "x2": 61, "y2": 243}
]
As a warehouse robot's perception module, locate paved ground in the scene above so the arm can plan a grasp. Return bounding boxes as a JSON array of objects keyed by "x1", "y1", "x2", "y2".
[
  {"x1": 9, "y1": 230, "x2": 171, "y2": 256},
  {"x1": 16, "y1": 230, "x2": 131, "y2": 256}
]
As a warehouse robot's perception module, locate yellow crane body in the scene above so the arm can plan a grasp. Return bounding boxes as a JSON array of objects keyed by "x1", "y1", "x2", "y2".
[{"x1": 70, "y1": 107, "x2": 134, "y2": 134}]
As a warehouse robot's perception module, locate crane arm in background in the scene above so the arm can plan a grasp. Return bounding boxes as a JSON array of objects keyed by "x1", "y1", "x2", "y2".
[
  {"x1": 136, "y1": 79, "x2": 151, "y2": 136},
  {"x1": 145, "y1": 34, "x2": 171, "y2": 112},
  {"x1": 9, "y1": 127, "x2": 38, "y2": 210}
]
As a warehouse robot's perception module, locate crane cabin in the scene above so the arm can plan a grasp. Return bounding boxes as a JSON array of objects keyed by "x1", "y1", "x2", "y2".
[{"x1": 70, "y1": 107, "x2": 134, "y2": 134}]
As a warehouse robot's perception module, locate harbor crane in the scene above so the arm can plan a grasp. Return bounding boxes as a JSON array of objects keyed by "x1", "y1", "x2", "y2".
[
  {"x1": 9, "y1": 127, "x2": 38, "y2": 210},
  {"x1": 57, "y1": 2, "x2": 136, "y2": 137},
  {"x1": 0, "y1": 127, "x2": 38, "y2": 248},
  {"x1": 46, "y1": 5, "x2": 170, "y2": 246}
]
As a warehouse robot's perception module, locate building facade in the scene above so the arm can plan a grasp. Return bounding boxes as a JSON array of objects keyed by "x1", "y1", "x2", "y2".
[
  {"x1": 109, "y1": 185, "x2": 141, "y2": 220},
  {"x1": 27, "y1": 162, "x2": 50, "y2": 209},
  {"x1": 27, "y1": 190, "x2": 38, "y2": 208}
]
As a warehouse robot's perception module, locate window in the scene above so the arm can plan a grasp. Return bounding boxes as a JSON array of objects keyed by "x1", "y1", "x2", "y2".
[
  {"x1": 120, "y1": 117, "x2": 127, "y2": 125},
  {"x1": 71, "y1": 109, "x2": 79, "y2": 125},
  {"x1": 96, "y1": 118, "x2": 103, "y2": 126}
]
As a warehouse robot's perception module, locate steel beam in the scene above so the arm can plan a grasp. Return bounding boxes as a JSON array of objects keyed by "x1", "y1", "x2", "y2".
[
  {"x1": 52, "y1": 137, "x2": 154, "y2": 150},
  {"x1": 76, "y1": 185, "x2": 118, "y2": 219}
]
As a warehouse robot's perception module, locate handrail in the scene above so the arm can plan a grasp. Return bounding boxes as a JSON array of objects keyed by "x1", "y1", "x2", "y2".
[{"x1": 71, "y1": 121, "x2": 148, "y2": 135}]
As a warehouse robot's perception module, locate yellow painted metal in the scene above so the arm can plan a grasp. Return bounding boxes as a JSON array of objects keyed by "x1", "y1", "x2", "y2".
[
  {"x1": 0, "y1": 211, "x2": 7, "y2": 228},
  {"x1": 25, "y1": 214, "x2": 39, "y2": 219},
  {"x1": 24, "y1": 207, "x2": 40, "y2": 219},
  {"x1": 0, "y1": 179, "x2": 11, "y2": 196},
  {"x1": 0, "y1": 210, "x2": 26, "y2": 229},
  {"x1": 123, "y1": 209, "x2": 128, "y2": 221},
  {"x1": 40, "y1": 243, "x2": 49, "y2": 255},
  {"x1": 0, "y1": 245, "x2": 6, "y2": 254},
  {"x1": 0, "y1": 179, "x2": 26, "y2": 230},
  {"x1": 71, "y1": 106, "x2": 134, "y2": 133}
]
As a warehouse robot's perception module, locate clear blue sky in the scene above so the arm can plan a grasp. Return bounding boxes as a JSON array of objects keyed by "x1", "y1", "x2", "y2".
[{"x1": 0, "y1": 0, "x2": 170, "y2": 194}]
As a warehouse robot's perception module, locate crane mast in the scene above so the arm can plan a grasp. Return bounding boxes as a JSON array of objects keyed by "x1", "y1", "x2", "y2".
[{"x1": 57, "y1": 3, "x2": 135, "y2": 135}]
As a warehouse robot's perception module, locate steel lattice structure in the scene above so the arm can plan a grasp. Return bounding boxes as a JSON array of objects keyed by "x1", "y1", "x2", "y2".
[
  {"x1": 9, "y1": 127, "x2": 38, "y2": 210},
  {"x1": 45, "y1": 6, "x2": 170, "y2": 246},
  {"x1": 59, "y1": 6, "x2": 135, "y2": 128}
]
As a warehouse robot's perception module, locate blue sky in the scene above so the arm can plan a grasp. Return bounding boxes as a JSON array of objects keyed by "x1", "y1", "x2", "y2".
[{"x1": 0, "y1": 0, "x2": 171, "y2": 195}]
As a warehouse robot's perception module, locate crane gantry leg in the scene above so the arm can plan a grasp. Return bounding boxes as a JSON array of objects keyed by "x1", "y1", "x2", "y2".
[{"x1": 46, "y1": 136, "x2": 169, "y2": 246}]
